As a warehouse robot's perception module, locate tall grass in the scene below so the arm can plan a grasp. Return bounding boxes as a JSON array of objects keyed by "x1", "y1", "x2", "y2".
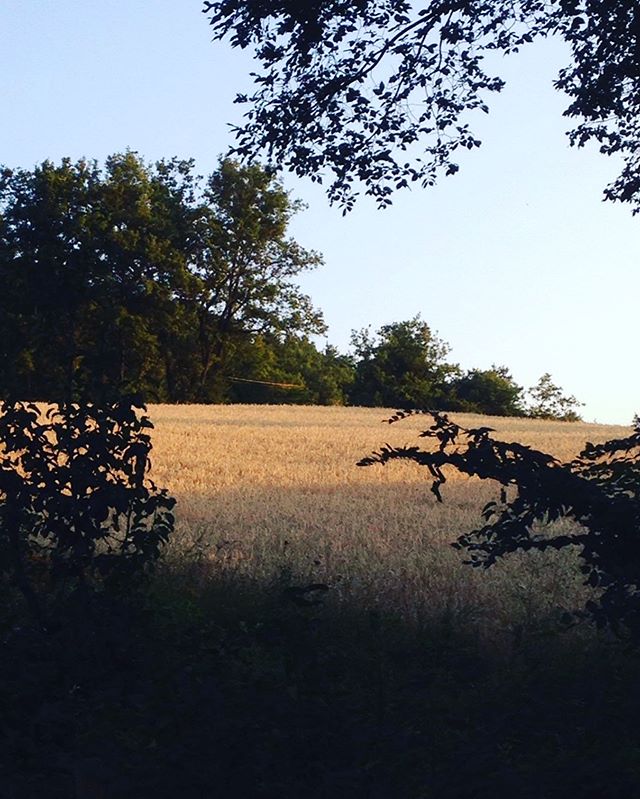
[{"x1": 148, "y1": 404, "x2": 631, "y2": 644}]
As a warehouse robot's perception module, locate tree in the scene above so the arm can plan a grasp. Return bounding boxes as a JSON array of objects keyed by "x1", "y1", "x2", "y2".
[
  {"x1": 526, "y1": 372, "x2": 584, "y2": 421},
  {"x1": 227, "y1": 334, "x2": 355, "y2": 404},
  {"x1": 83, "y1": 153, "x2": 200, "y2": 402},
  {"x1": 0, "y1": 154, "x2": 197, "y2": 402},
  {"x1": 190, "y1": 158, "x2": 325, "y2": 400},
  {"x1": 304, "y1": 342, "x2": 356, "y2": 405},
  {"x1": 349, "y1": 316, "x2": 459, "y2": 408},
  {"x1": 360, "y1": 410, "x2": 640, "y2": 638},
  {"x1": 0, "y1": 158, "x2": 103, "y2": 400},
  {"x1": 450, "y1": 366, "x2": 525, "y2": 417},
  {"x1": 0, "y1": 399, "x2": 175, "y2": 627},
  {"x1": 0, "y1": 154, "x2": 324, "y2": 403},
  {"x1": 205, "y1": 0, "x2": 640, "y2": 211}
]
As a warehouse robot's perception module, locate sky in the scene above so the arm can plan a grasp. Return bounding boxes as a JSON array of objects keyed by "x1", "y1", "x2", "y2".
[{"x1": 1, "y1": 1, "x2": 638, "y2": 424}]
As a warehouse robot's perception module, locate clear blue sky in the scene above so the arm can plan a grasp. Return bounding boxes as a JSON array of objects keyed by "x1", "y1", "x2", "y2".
[{"x1": 2, "y1": 1, "x2": 638, "y2": 423}]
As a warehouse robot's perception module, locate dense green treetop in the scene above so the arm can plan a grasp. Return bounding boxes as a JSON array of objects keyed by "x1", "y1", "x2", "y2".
[
  {"x1": 350, "y1": 316, "x2": 460, "y2": 408},
  {"x1": 0, "y1": 154, "x2": 324, "y2": 403},
  {"x1": 450, "y1": 366, "x2": 525, "y2": 417}
]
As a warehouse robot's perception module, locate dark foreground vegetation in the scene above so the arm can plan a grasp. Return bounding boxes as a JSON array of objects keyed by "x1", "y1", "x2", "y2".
[
  {"x1": 2, "y1": 400, "x2": 640, "y2": 798},
  {"x1": 5, "y1": 564, "x2": 640, "y2": 799}
]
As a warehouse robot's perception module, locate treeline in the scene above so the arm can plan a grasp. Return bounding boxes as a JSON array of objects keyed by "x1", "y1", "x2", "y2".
[
  {"x1": 0, "y1": 154, "x2": 325, "y2": 403},
  {"x1": 346, "y1": 317, "x2": 582, "y2": 420},
  {"x1": 0, "y1": 154, "x2": 581, "y2": 419}
]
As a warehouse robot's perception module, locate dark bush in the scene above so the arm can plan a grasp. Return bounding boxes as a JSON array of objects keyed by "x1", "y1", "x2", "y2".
[
  {"x1": 449, "y1": 366, "x2": 525, "y2": 417},
  {"x1": 0, "y1": 399, "x2": 175, "y2": 626}
]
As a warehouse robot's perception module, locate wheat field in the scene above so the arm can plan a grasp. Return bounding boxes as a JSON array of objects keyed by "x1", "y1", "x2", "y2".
[{"x1": 147, "y1": 404, "x2": 632, "y2": 640}]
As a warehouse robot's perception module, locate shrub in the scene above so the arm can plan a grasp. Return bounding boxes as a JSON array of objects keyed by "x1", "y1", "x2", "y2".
[{"x1": 0, "y1": 399, "x2": 175, "y2": 626}]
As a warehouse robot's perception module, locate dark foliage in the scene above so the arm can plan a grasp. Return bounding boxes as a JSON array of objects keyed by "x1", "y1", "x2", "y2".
[
  {"x1": 4, "y1": 566, "x2": 640, "y2": 798},
  {"x1": 349, "y1": 316, "x2": 459, "y2": 409},
  {"x1": 449, "y1": 366, "x2": 526, "y2": 417},
  {"x1": 0, "y1": 399, "x2": 175, "y2": 626},
  {"x1": 205, "y1": 0, "x2": 640, "y2": 212},
  {"x1": 359, "y1": 409, "x2": 640, "y2": 637},
  {"x1": 0, "y1": 155, "x2": 323, "y2": 403}
]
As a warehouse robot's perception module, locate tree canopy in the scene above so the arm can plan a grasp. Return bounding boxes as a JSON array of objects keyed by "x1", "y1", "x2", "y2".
[
  {"x1": 0, "y1": 154, "x2": 324, "y2": 403},
  {"x1": 347, "y1": 318, "x2": 579, "y2": 418},
  {"x1": 205, "y1": 0, "x2": 640, "y2": 211},
  {"x1": 526, "y1": 372, "x2": 584, "y2": 421},
  {"x1": 450, "y1": 366, "x2": 525, "y2": 417},
  {"x1": 0, "y1": 152, "x2": 582, "y2": 414},
  {"x1": 350, "y1": 316, "x2": 459, "y2": 408}
]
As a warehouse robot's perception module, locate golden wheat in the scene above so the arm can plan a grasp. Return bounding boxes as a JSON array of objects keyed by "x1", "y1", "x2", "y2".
[{"x1": 147, "y1": 404, "x2": 631, "y2": 638}]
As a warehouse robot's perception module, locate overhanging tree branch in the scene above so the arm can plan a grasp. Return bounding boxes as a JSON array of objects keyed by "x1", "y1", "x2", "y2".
[{"x1": 206, "y1": 0, "x2": 640, "y2": 212}]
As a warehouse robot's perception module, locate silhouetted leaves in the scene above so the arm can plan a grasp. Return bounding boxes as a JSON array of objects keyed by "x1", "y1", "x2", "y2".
[
  {"x1": 0, "y1": 399, "x2": 175, "y2": 626},
  {"x1": 360, "y1": 410, "x2": 640, "y2": 637},
  {"x1": 206, "y1": 0, "x2": 640, "y2": 212}
]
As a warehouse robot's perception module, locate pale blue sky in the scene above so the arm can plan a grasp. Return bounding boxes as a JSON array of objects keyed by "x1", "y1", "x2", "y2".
[{"x1": 1, "y1": 1, "x2": 638, "y2": 423}]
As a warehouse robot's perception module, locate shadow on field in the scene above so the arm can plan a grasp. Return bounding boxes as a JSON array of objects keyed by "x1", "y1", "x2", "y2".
[{"x1": 3, "y1": 561, "x2": 640, "y2": 799}]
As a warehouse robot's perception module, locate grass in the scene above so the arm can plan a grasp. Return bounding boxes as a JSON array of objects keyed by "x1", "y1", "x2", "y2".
[
  {"x1": 3, "y1": 404, "x2": 640, "y2": 798},
  {"x1": 148, "y1": 404, "x2": 630, "y2": 643}
]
